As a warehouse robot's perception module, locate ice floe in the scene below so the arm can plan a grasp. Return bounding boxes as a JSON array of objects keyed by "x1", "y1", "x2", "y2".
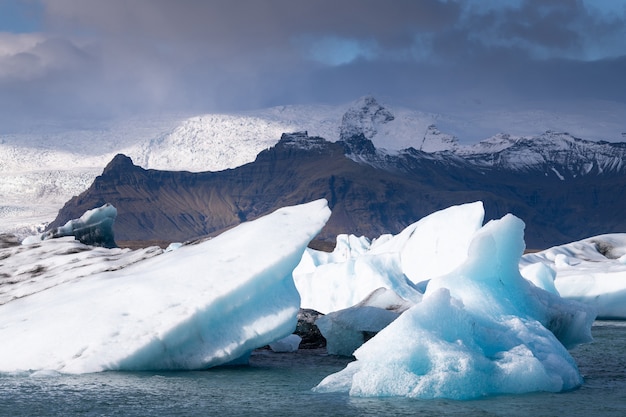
[
  {"x1": 0, "y1": 199, "x2": 330, "y2": 373},
  {"x1": 314, "y1": 214, "x2": 595, "y2": 399}
]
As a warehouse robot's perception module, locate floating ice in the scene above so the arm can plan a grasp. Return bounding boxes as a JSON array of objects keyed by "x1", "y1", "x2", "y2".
[
  {"x1": 22, "y1": 203, "x2": 117, "y2": 248},
  {"x1": 269, "y1": 334, "x2": 302, "y2": 353},
  {"x1": 294, "y1": 202, "x2": 484, "y2": 314},
  {"x1": 0, "y1": 199, "x2": 330, "y2": 374},
  {"x1": 368, "y1": 201, "x2": 485, "y2": 284},
  {"x1": 521, "y1": 234, "x2": 626, "y2": 319},
  {"x1": 314, "y1": 214, "x2": 595, "y2": 399},
  {"x1": 294, "y1": 247, "x2": 420, "y2": 314},
  {"x1": 316, "y1": 287, "x2": 413, "y2": 356}
]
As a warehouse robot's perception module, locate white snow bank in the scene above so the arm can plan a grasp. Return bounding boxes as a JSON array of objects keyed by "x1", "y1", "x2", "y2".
[
  {"x1": 521, "y1": 234, "x2": 626, "y2": 319},
  {"x1": 293, "y1": 202, "x2": 484, "y2": 314},
  {"x1": 0, "y1": 199, "x2": 330, "y2": 374},
  {"x1": 314, "y1": 214, "x2": 595, "y2": 399}
]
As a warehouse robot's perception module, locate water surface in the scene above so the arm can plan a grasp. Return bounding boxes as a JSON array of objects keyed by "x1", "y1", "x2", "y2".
[{"x1": 1, "y1": 321, "x2": 624, "y2": 416}]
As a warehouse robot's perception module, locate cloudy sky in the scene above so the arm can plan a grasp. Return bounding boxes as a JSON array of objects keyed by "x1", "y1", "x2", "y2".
[{"x1": 1, "y1": 0, "x2": 625, "y2": 135}]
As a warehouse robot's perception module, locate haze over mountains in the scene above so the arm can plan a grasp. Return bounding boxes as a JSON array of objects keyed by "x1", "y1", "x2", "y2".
[{"x1": 2, "y1": 96, "x2": 625, "y2": 247}]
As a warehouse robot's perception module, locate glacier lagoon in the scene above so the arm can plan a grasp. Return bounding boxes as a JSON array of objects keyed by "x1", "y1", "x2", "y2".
[
  {"x1": 0, "y1": 199, "x2": 619, "y2": 410},
  {"x1": 0, "y1": 322, "x2": 624, "y2": 417}
]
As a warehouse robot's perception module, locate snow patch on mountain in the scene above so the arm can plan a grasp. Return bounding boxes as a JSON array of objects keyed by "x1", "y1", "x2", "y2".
[
  {"x1": 339, "y1": 96, "x2": 440, "y2": 151},
  {"x1": 339, "y1": 96, "x2": 395, "y2": 141},
  {"x1": 418, "y1": 125, "x2": 460, "y2": 152},
  {"x1": 134, "y1": 106, "x2": 343, "y2": 172}
]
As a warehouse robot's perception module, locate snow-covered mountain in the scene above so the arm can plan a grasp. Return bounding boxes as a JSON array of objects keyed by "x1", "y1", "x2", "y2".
[
  {"x1": 457, "y1": 131, "x2": 626, "y2": 178},
  {"x1": 1, "y1": 95, "x2": 625, "y2": 238},
  {"x1": 0, "y1": 97, "x2": 440, "y2": 236},
  {"x1": 418, "y1": 125, "x2": 460, "y2": 153}
]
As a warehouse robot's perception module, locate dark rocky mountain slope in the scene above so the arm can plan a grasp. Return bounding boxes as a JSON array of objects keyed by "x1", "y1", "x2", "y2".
[{"x1": 49, "y1": 132, "x2": 626, "y2": 249}]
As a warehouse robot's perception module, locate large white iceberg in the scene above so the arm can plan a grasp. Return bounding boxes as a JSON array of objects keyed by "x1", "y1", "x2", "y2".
[
  {"x1": 294, "y1": 202, "x2": 484, "y2": 314},
  {"x1": 368, "y1": 201, "x2": 485, "y2": 284},
  {"x1": 0, "y1": 199, "x2": 330, "y2": 374},
  {"x1": 314, "y1": 214, "x2": 595, "y2": 399},
  {"x1": 521, "y1": 234, "x2": 626, "y2": 319}
]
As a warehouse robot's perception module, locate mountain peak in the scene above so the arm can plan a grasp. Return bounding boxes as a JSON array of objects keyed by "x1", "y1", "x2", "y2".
[
  {"x1": 340, "y1": 133, "x2": 377, "y2": 157},
  {"x1": 339, "y1": 96, "x2": 395, "y2": 142},
  {"x1": 456, "y1": 129, "x2": 626, "y2": 177},
  {"x1": 278, "y1": 131, "x2": 328, "y2": 151},
  {"x1": 419, "y1": 125, "x2": 459, "y2": 152},
  {"x1": 103, "y1": 154, "x2": 135, "y2": 173}
]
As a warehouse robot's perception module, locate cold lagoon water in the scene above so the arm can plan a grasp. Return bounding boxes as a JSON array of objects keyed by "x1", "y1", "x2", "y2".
[
  {"x1": 1, "y1": 321, "x2": 624, "y2": 417},
  {"x1": 3, "y1": 201, "x2": 626, "y2": 413}
]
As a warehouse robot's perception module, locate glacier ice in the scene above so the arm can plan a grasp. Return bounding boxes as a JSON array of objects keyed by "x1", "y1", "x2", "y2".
[
  {"x1": 521, "y1": 234, "x2": 626, "y2": 319},
  {"x1": 22, "y1": 203, "x2": 117, "y2": 248},
  {"x1": 269, "y1": 334, "x2": 302, "y2": 353},
  {"x1": 0, "y1": 199, "x2": 330, "y2": 374},
  {"x1": 368, "y1": 201, "x2": 484, "y2": 284},
  {"x1": 314, "y1": 213, "x2": 596, "y2": 399},
  {"x1": 0, "y1": 237, "x2": 164, "y2": 306},
  {"x1": 316, "y1": 287, "x2": 413, "y2": 356},
  {"x1": 293, "y1": 202, "x2": 484, "y2": 314},
  {"x1": 0, "y1": 196, "x2": 617, "y2": 399},
  {"x1": 520, "y1": 262, "x2": 559, "y2": 295},
  {"x1": 294, "y1": 246, "x2": 420, "y2": 315}
]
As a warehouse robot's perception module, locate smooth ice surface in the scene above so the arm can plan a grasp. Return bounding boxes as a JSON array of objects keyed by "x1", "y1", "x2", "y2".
[
  {"x1": 22, "y1": 203, "x2": 117, "y2": 248},
  {"x1": 294, "y1": 202, "x2": 483, "y2": 314},
  {"x1": 521, "y1": 234, "x2": 626, "y2": 319},
  {"x1": 314, "y1": 214, "x2": 595, "y2": 399},
  {"x1": 0, "y1": 199, "x2": 330, "y2": 374},
  {"x1": 369, "y1": 201, "x2": 485, "y2": 284}
]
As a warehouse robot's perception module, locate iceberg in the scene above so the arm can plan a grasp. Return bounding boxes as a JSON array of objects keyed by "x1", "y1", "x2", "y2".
[
  {"x1": 316, "y1": 287, "x2": 413, "y2": 356},
  {"x1": 368, "y1": 201, "x2": 485, "y2": 284},
  {"x1": 0, "y1": 199, "x2": 330, "y2": 374},
  {"x1": 22, "y1": 203, "x2": 117, "y2": 248},
  {"x1": 269, "y1": 334, "x2": 302, "y2": 353},
  {"x1": 521, "y1": 234, "x2": 626, "y2": 319},
  {"x1": 314, "y1": 214, "x2": 595, "y2": 399},
  {"x1": 294, "y1": 246, "x2": 420, "y2": 314},
  {"x1": 294, "y1": 202, "x2": 484, "y2": 314}
]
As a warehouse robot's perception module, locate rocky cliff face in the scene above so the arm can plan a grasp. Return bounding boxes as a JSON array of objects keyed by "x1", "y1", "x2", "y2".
[{"x1": 49, "y1": 132, "x2": 626, "y2": 249}]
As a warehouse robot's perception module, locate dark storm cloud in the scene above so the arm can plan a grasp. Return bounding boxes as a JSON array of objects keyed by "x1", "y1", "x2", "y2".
[
  {"x1": 42, "y1": 0, "x2": 460, "y2": 42},
  {"x1": 0, "y1": 0, "x2": 624, "y2": 129}
]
